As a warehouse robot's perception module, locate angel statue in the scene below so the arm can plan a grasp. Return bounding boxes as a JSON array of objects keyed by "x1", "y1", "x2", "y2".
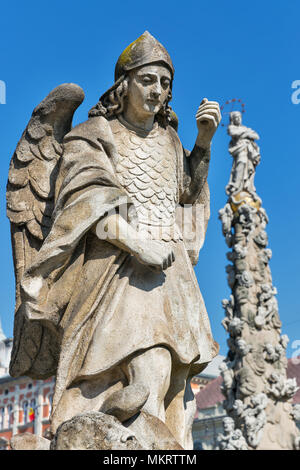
[
  {"x1": 7, "y1": 31, "x2": 221, "y2": 449},
  {"x1": 226, "y1": 111, "x2": 260, "y2": 198}
]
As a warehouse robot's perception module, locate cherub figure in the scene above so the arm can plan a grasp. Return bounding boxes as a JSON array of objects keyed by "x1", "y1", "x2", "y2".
[{"x1": 217, "y1": 416, "x2": 248, "y2": 450}]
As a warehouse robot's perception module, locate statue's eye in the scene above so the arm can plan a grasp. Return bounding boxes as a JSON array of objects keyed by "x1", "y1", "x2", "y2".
[
  {"x1": 142, "y1": 76, "x2": 152, "y2": 84},
  {"x1": 161, "y1": 79, "x2": 170, "y2": 89}
]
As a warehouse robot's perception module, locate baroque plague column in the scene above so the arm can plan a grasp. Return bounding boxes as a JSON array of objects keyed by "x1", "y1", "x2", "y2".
[{"x1": 218, "y1": 111, "x2": 300, "y2": 450}]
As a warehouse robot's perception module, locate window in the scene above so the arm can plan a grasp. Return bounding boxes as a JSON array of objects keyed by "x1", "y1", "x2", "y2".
[
  {"x1": 22, "y1": 401, "x2": 28, "y2": 424},
  {"x1": 48, "y1": 394, "x2": 53, "y2": 414},
  {"x1": 0, "y1": 437, "x2": 8, "y2": 450},
  {"x1": 29, "y1": 399, "x2": 36, "y2": 422},
  {"x1": 7, "y1": 404, "x2": 13, "y2": 427},
  {"x1": 0, "y1": 408, "x2": 4, "y2": 430}
]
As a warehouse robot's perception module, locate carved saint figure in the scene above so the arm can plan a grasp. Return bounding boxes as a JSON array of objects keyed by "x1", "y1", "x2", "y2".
[
  {"x1": 226, "y1": 111, "x2": 260, "y2": 197},
  {"x1": 7, "y1": 32, "x2": 221, "y2": 449},
  {"x1": 219, "y1": 362, "x2": 236, "y2": 410},
  {"x1": 243, "y1": 393, "x2": 268, "y2": 448},
  {"x1": 217, "y1": 416, "x2": 248, "y2": 450},
  {"x1": 255, "y1": 284, "x2": 281, "y2": 329}
]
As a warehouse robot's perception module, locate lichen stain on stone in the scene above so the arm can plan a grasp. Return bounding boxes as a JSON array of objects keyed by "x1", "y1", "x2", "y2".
[{"x1": 118, "y1": 34, "x2": 146, "y2": 66}]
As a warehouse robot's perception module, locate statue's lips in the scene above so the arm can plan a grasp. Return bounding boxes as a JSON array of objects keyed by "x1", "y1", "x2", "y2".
[{"x1": 147, "y1": 99, "x2": 160, "y2": 105}]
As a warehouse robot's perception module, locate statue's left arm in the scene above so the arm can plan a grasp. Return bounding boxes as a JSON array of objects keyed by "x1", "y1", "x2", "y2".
[{"x1": 181, "y1": 98, "x2": 221, "y2": 204}]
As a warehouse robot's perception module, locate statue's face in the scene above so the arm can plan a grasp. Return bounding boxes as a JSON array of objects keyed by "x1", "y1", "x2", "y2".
[
  {"x1": 223, "y1": 418, "x2": 234, "y2": 432},
  {"x1": 232, "y1": 113, "x2": 242, "y2": 126},
  {"x1": 127, "y1": 63, "x2": 171, "y2": 117}
]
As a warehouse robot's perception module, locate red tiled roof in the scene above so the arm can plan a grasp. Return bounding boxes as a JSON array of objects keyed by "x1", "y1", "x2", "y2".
[
  {"x1": 196, "y1": 375, "x2": 224, "y2": 411},
  {"x1": 195, "y1": 357, "x2": 300, "y2": 413}
]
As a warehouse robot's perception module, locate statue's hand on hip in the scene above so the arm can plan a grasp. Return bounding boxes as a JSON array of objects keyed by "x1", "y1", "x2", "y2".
[{"x1": 195, "y1": 98, "x2": 221, "y2": 149}]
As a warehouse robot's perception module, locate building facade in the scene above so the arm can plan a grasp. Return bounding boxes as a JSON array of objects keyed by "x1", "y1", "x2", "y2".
[
  {"x1": 0, "y1": 375, "x2": 54, "y2": 450},
  {"x1": 0, "y1": 321, "x2": 54, "y2": 450}
]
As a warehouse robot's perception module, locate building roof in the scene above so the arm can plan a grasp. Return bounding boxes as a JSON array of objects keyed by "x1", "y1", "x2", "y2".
[
  {"x1": 196, "y1": 375, "x2": 224, "y2": 410},
  {"x1": 195, "y1": 357, "x2": 300, "y2": 411}
]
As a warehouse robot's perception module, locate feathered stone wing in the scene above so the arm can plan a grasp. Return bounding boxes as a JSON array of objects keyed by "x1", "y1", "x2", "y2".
[{"x1": 7, "y1": 83, "x2": 85, "y2": 378}]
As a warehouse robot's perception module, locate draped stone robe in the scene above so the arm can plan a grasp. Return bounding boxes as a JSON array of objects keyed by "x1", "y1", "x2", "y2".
[{"x1": 19, "y1": 115, "x2": 217, "y2": 417}]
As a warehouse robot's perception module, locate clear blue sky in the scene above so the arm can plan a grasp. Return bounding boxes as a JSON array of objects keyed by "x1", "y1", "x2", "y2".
[{"x1": 0, "y1": 0, "x2": 299, "y2": 359}]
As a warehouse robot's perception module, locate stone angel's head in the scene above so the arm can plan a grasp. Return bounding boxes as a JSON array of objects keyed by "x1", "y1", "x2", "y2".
[{"x1": 89, "y1": 32, "x2": 177, "y2": 129}]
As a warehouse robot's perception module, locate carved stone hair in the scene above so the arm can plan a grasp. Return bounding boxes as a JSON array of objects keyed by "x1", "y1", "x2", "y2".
[{"x1": 88, "y1": 74, "x2": 174, "y2": 128}]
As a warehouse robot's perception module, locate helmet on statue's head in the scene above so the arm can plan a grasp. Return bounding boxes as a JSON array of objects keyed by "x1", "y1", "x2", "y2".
[{"x1": 114, "y1": 31, "x2": 174, "y2": 82}]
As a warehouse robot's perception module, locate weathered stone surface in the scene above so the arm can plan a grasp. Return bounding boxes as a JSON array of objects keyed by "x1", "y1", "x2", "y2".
[
  {"x1": 225, "y1": 111, "x2": 260, "y2": 198},
  {"x1": 7, "y1": 31, "x2": 222, "y2": 450},
  {"x1": 217, "y1": 416, "x2": 248, "y2": 450},
  {"x1": 51, "y1": 412, "x2": 143, "y2": 450},
  {"x1": 124, "y1": 410, "x2": 184, "y2": 450},
  {"x1": 218, "y1": 113, "x2": 300, "y2": 450},
  {"x1": 10, "y1": 433, "x2": 50, "y2": 450},
  {"x1": 100, "y1": 383, "x2": 150, "y2": 422}
]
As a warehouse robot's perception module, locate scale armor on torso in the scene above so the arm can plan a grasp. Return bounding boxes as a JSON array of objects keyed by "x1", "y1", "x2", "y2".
[{"x1": 109, "y1": 117, "x2": 182, "y2": 242}]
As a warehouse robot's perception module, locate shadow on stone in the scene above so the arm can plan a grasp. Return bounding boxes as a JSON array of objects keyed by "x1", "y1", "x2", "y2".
[
  {"x1": 124, "y1": 410, "x2": 184, "y2": 450},
  {"x1": 100, "y1": 383, "x2": 150, "y2": 422}
]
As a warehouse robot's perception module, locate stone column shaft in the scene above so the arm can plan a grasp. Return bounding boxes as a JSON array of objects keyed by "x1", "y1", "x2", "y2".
[{"x1": 217, "y1": 113, "x2": 299, "y2": 450}]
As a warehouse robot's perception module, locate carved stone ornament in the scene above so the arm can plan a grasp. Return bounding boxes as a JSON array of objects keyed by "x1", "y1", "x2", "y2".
[
  {"x1": 218, "y1": 115, "x2": 300, "y2": 450},
  {"x1": 219, "y1": 203, "x2": 234, "y2": 247},
  {"x1": 267, "y1": 373, "x2": 299, "y2": 400},
  {"x1": 6, "y1": 31, "x2": 222, "y2": 450},
  {"x1": 243, "y1": 394, "x2": 268, "y2": 448},
  {"x1": 217, "y1": 417, "x2": 248, "y2": 450}
]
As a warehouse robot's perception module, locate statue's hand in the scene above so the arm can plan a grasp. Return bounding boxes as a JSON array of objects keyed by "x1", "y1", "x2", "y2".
[
  {"x1": 95, "y1": 214, "x2": 175, "y2": 271},
  {"x1": 135, "y1": 239, "x2": 175, "y2": 271},
  {"x1": 196, "y1": 98, "x2": 221, "y2": 149},
  {"x1": 246, "y1": 129, "x2": 259, "y2": 141}
]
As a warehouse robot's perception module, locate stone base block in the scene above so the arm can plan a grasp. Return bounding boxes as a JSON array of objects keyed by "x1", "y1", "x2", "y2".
[{"x1": 10, "y1": 433, "x2": 51, "y2": 450}]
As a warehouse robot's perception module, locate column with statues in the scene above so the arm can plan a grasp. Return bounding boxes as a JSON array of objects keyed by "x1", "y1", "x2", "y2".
[{"x1": 218, "y1": 111, "x2": 300, "y2": 450}]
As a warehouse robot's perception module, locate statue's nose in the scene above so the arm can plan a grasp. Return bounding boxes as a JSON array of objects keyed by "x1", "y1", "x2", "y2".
[
  {"x1": 151, "y1": 90, "x2": 160, "y2": 99},
  {"x1": 150, "y1": 82, "x2": 161, "y2": 98}
]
